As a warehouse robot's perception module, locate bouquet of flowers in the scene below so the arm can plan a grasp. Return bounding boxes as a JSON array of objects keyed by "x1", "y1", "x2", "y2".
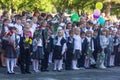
[{"x1": 24, "y1": 38, "x2": 32, "y2": 47}]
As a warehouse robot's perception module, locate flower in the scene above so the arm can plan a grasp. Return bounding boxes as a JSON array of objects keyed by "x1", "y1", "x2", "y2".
[
  {"x1": 29, "y1": 39, "x2": 32, "y2": 44},
  {"x1": 25, "y1": 38, "x2": 29, "y2": 42}
]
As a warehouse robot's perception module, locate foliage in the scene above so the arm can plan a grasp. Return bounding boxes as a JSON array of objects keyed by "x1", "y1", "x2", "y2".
[{"x1": 0, "y1": 0, "x2": 120, "y2": 16}]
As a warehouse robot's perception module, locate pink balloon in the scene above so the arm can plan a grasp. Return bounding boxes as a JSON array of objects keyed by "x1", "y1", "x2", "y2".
[{"x1": 93, "y1": 9, "x2": 101, "y2": 16}]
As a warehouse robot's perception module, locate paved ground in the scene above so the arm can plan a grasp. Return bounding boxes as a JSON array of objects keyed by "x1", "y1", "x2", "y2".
[{"x1": 0, "y1": 66, "x2": 120, "y2": 80}]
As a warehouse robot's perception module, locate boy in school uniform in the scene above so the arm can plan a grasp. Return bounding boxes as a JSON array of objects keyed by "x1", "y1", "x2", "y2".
[
  {"x1": 65, "y1": 30, "x2": 74, "y2": 70},
  {"x1": 19, "y1": 28, "x2": 32, "y2": 74},
  {"x1": 41, "y1": 29, "x2": 53, "y2": 71}
]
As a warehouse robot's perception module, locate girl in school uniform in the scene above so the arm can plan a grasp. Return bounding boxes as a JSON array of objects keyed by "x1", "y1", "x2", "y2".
[
  {"x1": 1, "y1": 19, "x2": 10, "y2": 67},
  {"x1": 32, "y1": 29, "x2": 44, "y2": 72},
  {"x1": 84, "y1": 31, "x2": 95, "y2": 69},
  {"x1": 73, "y1": 28, "x2": 82, "y2": 70},
  {"x1": 4, "y1": 27, "x2": 17, "y2": 74},
  {"x1": 53, "y1": 29, "x2": 66, "y2": 72}
]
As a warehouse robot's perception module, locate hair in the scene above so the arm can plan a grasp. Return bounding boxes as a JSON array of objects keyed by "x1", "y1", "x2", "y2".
[
  {"x1": 1, "y1": 19, "x2": 9, "y2": 36},
  {"x1": 57, "y1": 29, "x2": 63, "y2": 36},
  {"x1": 69, "y1": 29, "x2": 74, "y2": 34}
]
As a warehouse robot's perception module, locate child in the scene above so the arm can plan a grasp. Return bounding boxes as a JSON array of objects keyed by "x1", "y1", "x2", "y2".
[
  {"x1": 19, "y1": 28, "x2": 32, "y2": 74},
  {"x1": 79, "y1": 32, "x2": 87, "y2": 69},
  {"x1": 53, "y1": 29, "x2": 66, "y2": 72},
  {"x1": 1, "y1": 19, "x2": 10, "y2": 67},
  {"x1": 4, "y1": 27, "x2": 17, "y2": 74},
  {"x1": 32, "y1": 29, "x2": 44, "y2": 72},
  {"x1": 73, "y1": 28, "x2": 82, "y2": 70},
  {"x1": 14, "y1": 29, "x2": 20, "y2": 67},
  {"x1": 84, "y1": 31, "x2": 95, "y2": 69},
  {"x1": 65, "y1": 30, "x2": 74, "y2": 70},
  {"x1": 41, "y1": 29, "x2": 53, "y2": 71},
  {"x1": 99, "y1": 29, "x2": 109, "y2": 69}
]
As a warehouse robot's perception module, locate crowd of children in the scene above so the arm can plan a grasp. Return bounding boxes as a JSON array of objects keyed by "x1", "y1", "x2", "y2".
[{"x1": 0, "y1": 11, "x2": 120, "y2": 74}]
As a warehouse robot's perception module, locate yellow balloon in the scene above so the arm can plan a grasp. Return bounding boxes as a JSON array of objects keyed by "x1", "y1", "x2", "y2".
[{"x1": 96, "y1": 2, "x2": 103, "y2": 10}]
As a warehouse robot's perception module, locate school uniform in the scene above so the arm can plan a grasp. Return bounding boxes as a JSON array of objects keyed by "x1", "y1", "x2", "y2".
[
  {"x1": 32, "y1": 38, "x2": 44, "y2": 60},
  {"x1": 99, "y1": 35, "x2": 109, "y2": 69},
  {"x1": 53, "y1": 36, "x2": 66, "y2": 60},
  {"x1": 73, "y1": 35, "x2": 82, "y2": 59},
  {"x1": 93, "y1": 35, "x2": 101, "y2": 62},
  {"x1": 53, "y1": 36, "x2": 66, "y2": 71},
  {"x1": 85, "y1": 37, "x2": 95, "y2": 68},
  {"x1": 113, "y1": 36, "x2": 119, "y2": 66},
  {"x1": 72, "y1": 34, "x2": 82, "y2": 69},
  {"x1": 41, "y1": 36, "x2": 53, "y2": 71},
  {"x1": 4, "y1": 32, "x2": 17, "y2": 74},
  {"x1": 65, "y1": 37, "x2": 74, "y2": 70},
  {"x1": 19, "y1": 36, "x2": 32, "y2": 74},
  {"x1": 78, "y1": 37, "x2": 87, "y2": 68}
]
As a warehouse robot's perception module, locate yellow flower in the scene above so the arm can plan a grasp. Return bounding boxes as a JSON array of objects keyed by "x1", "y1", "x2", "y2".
[
  {"x1": 29, "y1": 39, "x2": 32, "y2": 44},
  {"x1": 25, "y1": 38, "x2": 29, "y2": 42}
]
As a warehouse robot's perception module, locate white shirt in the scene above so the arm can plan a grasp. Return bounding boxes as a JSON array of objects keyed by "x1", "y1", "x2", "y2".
[
  {"x1": 37, "y1": 39, "x2": 43, "y2": 47},
  {"x1": 56, "y1": 36, "x2": 66, "y2": 54},
  {"x1": 84, "y1": 27, "x2": 93, "y2": 33},
  {"x1": 100, "y1": 35, "x2": 109, "y2": 49},
  {"x1": 74, "y1": 34, "x2": 82, "y2": 51},
  {"x1": 4, "y1": 26, "x2": 9, "y2": 33},
  {"x1": 14, "y1": 24, "x2": 23, "y2": 35},
  {"x1": 86, "y1": 37, "x2": 94, "y2": 51},
  {"x1": 30, "y1": 24, "x2": 37, "y2": 37}
]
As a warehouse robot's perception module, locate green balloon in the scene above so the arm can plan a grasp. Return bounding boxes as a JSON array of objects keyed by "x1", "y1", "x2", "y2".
[{"x1": 71, "y1": 13, "x2": 79, "y2": 22}]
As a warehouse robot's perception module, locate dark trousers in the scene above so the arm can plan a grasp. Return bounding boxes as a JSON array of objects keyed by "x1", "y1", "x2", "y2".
[
  {"x1": 65, "y1": 51, "x2": 73, "y2": 70},
  {"x1": 19, "y1": 49, "x2": 31, "y2": 73},
  {"x1": 41, "y1": 51, "x2": 49, "y2": 70},
  {"x1": 77, "y1": 54, "x2": 85, "y2": 68}
]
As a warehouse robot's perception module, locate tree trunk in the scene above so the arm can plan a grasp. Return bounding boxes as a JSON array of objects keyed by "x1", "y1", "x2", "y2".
[{"x1": 105, "y1": 1, "x2": 111, "y2": 17}]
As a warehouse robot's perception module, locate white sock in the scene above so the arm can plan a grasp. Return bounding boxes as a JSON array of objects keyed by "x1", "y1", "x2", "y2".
[
  {"x1": 72, "y1": 60, "x2": 77, "y2": 69},
  {"x1": 11, "y1": 59, "x2": 15, "y2": 72},
  {"x1": 59, "y1": 59, "x2": 63, "y2": 70},
  {"x1": 110, "y1": 55, "x2": 115, "y2": 66},
  {"x1": 14, "y1": 58, "x2": 17, "y2": 66},
  {"x1": 33, "y1": 60, "x2": 36, "y2": 71},
  {"x1": 36, "y1": 60, "x2": 39, "y2": 71},
  {"x1": 54, "y1": 60, "x2": 58, "y2": 70},
  {"x1": 6, "y1": 58, "x2": 11, "y2": 72},
  {"x1": 58, "y1": 60, "x2": 61, "y2": 70},
  {"x1": 49, "y1": 53, "x2": 53, "y2": 63}
]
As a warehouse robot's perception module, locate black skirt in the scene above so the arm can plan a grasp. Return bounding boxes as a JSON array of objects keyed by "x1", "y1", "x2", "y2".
[
  {"x1": 5, "y1": 45, "x2": 17, "y2": 58},
  {"x1": 53, "y1": 45, "x2": 62, "y2": 60},
  {"x1": 32, "y1": 46, "x2": 44, "y2": 60}
]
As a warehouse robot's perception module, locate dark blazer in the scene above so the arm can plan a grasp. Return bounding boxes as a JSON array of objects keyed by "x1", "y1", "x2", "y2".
[
  {"x1": 66, "y1": 37, "x2": 74, "y2": 53},
  {"x1": 44, "y1": 36, "x2": 53, "y2": 53}
]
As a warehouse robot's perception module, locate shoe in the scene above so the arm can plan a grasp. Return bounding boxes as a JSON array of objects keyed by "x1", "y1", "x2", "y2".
[
  {"x1": 34, "y1": 70, "x2": 40, "y2": 72},
  {"x1": 99, "y1": 65, "x2": 106, "y2": 69},
  {"x1": 11, "y1": 71, "x2": 15, "y2": 74},
  {"x1": 57, "y1": 70, "x2": 61, "y2": 72},
  {"x1": 7, "y1": 71, "x2": 12, "y2": 74}
]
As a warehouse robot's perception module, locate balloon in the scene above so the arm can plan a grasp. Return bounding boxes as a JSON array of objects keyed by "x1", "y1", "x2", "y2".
[
  {"x1": 98, "y1": 17, "x2": 105, "y2": 26},
  {"x1": 96, "y1": 2, "x2": 103, "y2": 10},
  {"x1": 71, "y1": 13, "x2": 79, "y2": 22},
  {"x1": 93, "y1": 15, "x2": 100, "y2": 19},
  {"x1": 93, "y1": 9, "x2": 101, "y2": 16}
]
